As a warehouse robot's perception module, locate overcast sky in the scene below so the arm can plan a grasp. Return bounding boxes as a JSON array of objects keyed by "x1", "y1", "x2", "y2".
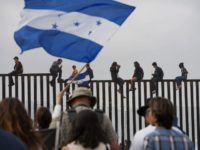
[{"x1": 1, "y1": 0, "x2": 200, "y2": 80}]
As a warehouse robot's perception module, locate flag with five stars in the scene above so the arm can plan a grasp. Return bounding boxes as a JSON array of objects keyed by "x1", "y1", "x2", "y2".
[{"x1": 14, "y1": 0, "x2": 135, "y2": 63}]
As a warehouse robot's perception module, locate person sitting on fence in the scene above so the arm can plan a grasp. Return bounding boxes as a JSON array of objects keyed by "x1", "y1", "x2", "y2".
[
  {"x1": 49, "y1": 58, "x2": 64, "y2": 86},
  {"x1": 129, "y1": 61, "x2": 144, "y2": 91},
  {"x1": 61, "y1": 109, "x2": 111, "y2": 150},
  {"x1": 110, "y1": 61, "x2": 124, "y2": 94},
  {"x1": 143, "y1": 97, "x2": 194, "y2": 150},
  {"x1": 130, "y1": 98, "x2": 185, "y2": 150},
  {"x1": 175, "y1": 62, "x2": 188, "y2": 90},
  {"x1": 150, "y1": 62, "x2": 164, "y2": 94},
  {"x1": 49, "y1": 87, "x2": 119, "y2": 150},
  {"x1": 8, "y1": 56, "x2": 23, "y2": 86},
  {"x1": 0, "y1": 97, "x2": 45, "y2": 150}
]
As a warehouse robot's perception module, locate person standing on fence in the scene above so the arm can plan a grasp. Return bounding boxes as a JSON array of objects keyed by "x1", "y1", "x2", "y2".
[
  {"x1": 49, "y1": 58, "x2": 63, "y2": 86},
  {"x1": 150, "y1": 62, "x2": 164, "y2": 94},
  {"x1": 110, "y1": 61, "x2": 124, "y2": 94},
  {"x1": 175, "y1": 62, "x2": 188, "y2": 90},
  {"x1": 143, "y1": 97, "x2": 194, "y2": 150},
  {"x1": 8, "y1": 56, "x2": 23, "y2": 86},
  {"x1": 129, "y1": 61, "x2": 144, "y2": 91},
  {"x1": 50, "y1": 87, "x2": 119, "y2": 150}
]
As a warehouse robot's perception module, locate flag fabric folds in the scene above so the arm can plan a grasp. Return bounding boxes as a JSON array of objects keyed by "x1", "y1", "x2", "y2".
[
  {"x1": 67, "y1": 71, "x2": 91, "y2": 87},
  {"x1": 14, "y1": 0, "x2": 135, "y2": 63}
]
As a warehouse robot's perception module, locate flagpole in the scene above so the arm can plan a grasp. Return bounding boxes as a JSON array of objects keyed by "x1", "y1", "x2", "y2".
[{"x1": 63, "y1": 64, "x2": 87, "y2": 92}]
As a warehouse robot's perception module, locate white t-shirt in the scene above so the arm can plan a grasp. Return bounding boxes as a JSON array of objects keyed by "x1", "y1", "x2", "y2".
[{"x1": 130, "y1": 125, "x2": 155, "y2": 150}]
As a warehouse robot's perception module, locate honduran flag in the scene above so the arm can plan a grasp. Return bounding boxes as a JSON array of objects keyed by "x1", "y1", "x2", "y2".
[{"x1": 14, "y1": 0, "x2": 135, "y2": 63}]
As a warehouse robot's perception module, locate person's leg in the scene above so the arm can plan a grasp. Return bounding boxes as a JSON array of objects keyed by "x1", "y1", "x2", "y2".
[
  {"x1": 129, "y1": 77, "x2": 137, "y2": 91},
  {"x1": 151, "y1": 78, "x2": 157, "y2": 93},
  {"x1": 57, "y1": 69, "x2": 64, "y2": 83},
  {"x1": 50, "y1": 70, "x2": 57, "y2": 86},
  {"x1": 8, "y1": 71, "x2": 16, "y2": 86},
  {"x1": 175, "y1": 76, "x2": 182, "y2": 90}
]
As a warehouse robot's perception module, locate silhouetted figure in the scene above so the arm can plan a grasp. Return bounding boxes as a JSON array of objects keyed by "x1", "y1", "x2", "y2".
[
  {"x1": 8, "y1": 56, "x2": 23, "y2": 86},
  {"x1": 110, "y1": 61, "x2": 124, "y2": 94},
  {"x1": 129, "y1": 61, "x2": 144, "y2": 91},
  {"x1": 49, "y1": 59, "x2": 63, "y2": 86},
  {"x1": 175, "y1": 62, "x2": 188, "y2": 90},
  {"x1": 150, "y1": 62, "x2": 164, "y2": 94}
]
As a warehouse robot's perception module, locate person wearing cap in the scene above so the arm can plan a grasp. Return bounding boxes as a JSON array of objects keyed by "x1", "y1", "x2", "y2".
[
  {"x1": 50, "y1": 87, "x2": 119, "y2": 150},
  {"x1": 130, "y1": 99, "x2": 155, "y2": 150},
  {"x1": 150, "y1": 62, "x2": 164, "y2": 94},
  {"x1": 8, "y1": 56, "x2": 23, "y2": 86},
  {"x1": 175, "y1": 62, "x2": 188, "y2": 90},
  {"x1": 49, "y1": 59, "x2": 63, "y2": 86},
  {"x1": 130, "y1": 98, "x2": 184, "y2": 150}
]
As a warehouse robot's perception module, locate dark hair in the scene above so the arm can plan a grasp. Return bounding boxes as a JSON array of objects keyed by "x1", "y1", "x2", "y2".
[
  {"x1": 152, "y1": 62, "x2": 157, "y2": 66},
  {"x1": 13, "y1": 56, "x2": 19, "y2": 60},
  {"x1": 36, "y1": 107, "x2": 52, "y2": 129},
  {"x1": 66, "y1": 110, "x2": 108, "y2": 148},
  {"x1": 111, "y1": 61, "x2": 117, "y2": 67},
  {"x1": 57, "y1": 59, "x2": 62, "y2": 63},
  {"x1": 149, "y1": 97, "x2": 174, "y2": 129},
  {"x1": 134, "y1": 61, "x2": 140, "y2": 68},
  {"x1": 179, "y1": 62, "x2": 184, "y2": 68},
  {"x1": 0, "y1": 98, "x2": 44, "y2": 150}
]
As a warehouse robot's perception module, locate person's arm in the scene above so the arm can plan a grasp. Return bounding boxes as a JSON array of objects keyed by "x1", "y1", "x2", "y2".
[
  {"x1": 49, "y1": 90, "x2": 65, "y2": 129},
  {"x1": 52, "y1": 90, "x2": 65, "y2": 118}
]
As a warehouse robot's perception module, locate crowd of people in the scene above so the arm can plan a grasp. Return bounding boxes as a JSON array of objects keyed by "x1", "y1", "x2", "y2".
[
  {"x1": 4, "y1": 56, "x2": 193, "y2": 150},
  {"x1": 8, "y1": 56, "x2": 189, "y2": 93},
  {"x1": 0, "y1": 87, "x2": 195, "y2": 150}
]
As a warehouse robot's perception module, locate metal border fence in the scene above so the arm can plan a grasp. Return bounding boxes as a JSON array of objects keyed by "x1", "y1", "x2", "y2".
[{"x1": 0, "y1": 74, "x2": 199, "y2": 150}]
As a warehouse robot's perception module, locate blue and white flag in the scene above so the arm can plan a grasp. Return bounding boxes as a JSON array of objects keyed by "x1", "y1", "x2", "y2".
[{"x1": 14, "y1": 0, "x2": 135, "y2": 63}]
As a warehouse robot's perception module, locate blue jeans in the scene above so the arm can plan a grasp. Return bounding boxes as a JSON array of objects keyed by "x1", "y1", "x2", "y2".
[{"x1": 175, "y1": 76, "x2": 187, "y2": 86}]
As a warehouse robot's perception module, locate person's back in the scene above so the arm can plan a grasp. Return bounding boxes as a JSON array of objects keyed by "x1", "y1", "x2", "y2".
[
  {"x1": 61, "y1": 110, "x2": 111, "y2": 150},
  {"x1": 0, "y1": 128, "x2": 27, "y2": 150},
  {"x1": 153, "y1": 66, "x2": 163, "y2": 80},
  {"x1": 144, "y1": 127, "x2": 194, "y2": 150}
]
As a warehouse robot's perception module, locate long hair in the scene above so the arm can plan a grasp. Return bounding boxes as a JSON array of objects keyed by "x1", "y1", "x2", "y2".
[
  {"x1": 149, "y1": 97, "x2": 174, "y2": 129},
  {"x1": 67, "y1": 110, "x2": 108, "y2": 148},
  {"x1": 0, "y1": 98, "x2": 44, "y2": 150}
]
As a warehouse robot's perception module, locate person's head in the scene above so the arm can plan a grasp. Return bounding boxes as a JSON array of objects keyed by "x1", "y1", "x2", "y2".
[
  {"x1": 67, "y1": 110, "x2": 108, "y2": 148},
  {"x1": 0, "y1": 98, "x2": 43, "y2": 149},
  {"x1": 57, "y1": 59, "x2": 62, "y2": 64},
  {"x1": 67, "y1": 87, "x2": 97, "y2": 108},
  {"x1": 13, "y1": 56, "x2": 19, "y2": 62},
  {"x1": 86, "y1": 63, "x2": 90, "y2": 68},
  {"x1": 152, "y1": 62, "x2": 157, "y2": 68},
  {"x1": 148, "y1": 97, "x2": 174, "y2": 129},
  {"x1": 179, "y1": 62, "x2": 184, "y2": 68},
  {"x1": 72, "y1": 65, "x2": 76, "y2": 69},
  {"x1": 112, "y1": 61, "x2": 117, "y2": 67},
  {"x1": 134, "y1": 61, "x2": 140, "y2": 68},
  {"x1": 36, "y1": 106, "x2": 52, "y2": 129},
  {"x1": 137, "y1": 98, "x2": 151, "y2": 124}
]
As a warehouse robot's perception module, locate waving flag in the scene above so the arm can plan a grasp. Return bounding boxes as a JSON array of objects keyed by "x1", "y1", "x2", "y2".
[{"x1": 14, "y1": 0, "x2": 135, "y2": 63}]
